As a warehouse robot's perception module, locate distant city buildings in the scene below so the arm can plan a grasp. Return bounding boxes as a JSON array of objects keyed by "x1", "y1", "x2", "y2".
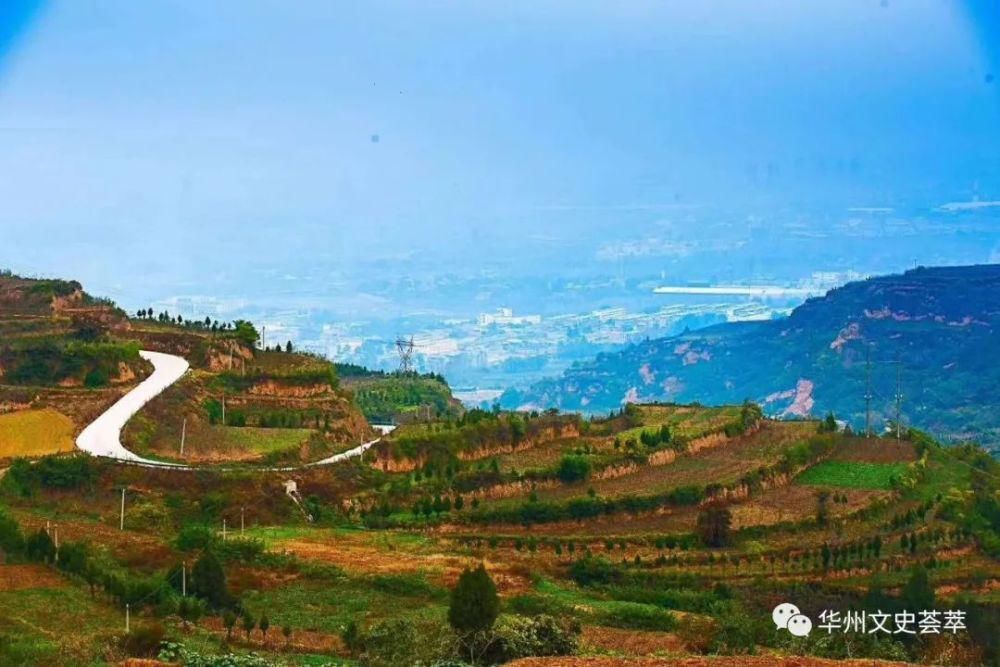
[{"x1": 477, "y1": 308, "x2": 542, "y2": 327}]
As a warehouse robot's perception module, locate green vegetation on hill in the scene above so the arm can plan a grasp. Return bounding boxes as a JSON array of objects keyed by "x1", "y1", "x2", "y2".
[
  {"x1": 503, "y1": 264, "x2": 1000, "y2": 450},
  {"x1": 4, "y1": 271, "x2": 1000, "y2": 666},
  {"x1": 796, "y1": 460, "x2": 908, "y2": 489},
  {"x1": 337, "y1": 366, "x2": 459, "y2": 423},
  {"x1": 1, "y1": 397, "x2": 1000, "y2": 666},
  {"x1": 0, "y1": 340, "x2": 143, "y2": 387}
]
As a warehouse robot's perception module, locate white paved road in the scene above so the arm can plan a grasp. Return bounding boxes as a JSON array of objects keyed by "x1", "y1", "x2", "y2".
[
  {"x1": 76, "y1": 351, "x2": 190, "y2": 466},
  {"x1": 75, "y1": 350, "x2": 388, "y2": 470}
]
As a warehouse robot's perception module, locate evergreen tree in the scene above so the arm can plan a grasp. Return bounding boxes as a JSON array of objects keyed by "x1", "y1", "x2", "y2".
[
  {"x1": 448, "y1": 564, "x2": 499, "y2": 634},
  {"x1": 815, "y1": 489, "x2": 831, "y2": 526},
  {"x1": 696, "y1": 503, "x2": 732, "y2": 548},
  {"x1": 241, "y1": 612, "x2": 256, "y2": 641},
  {"x1": 902, "y1": 565, "x2": 935, "y2": 611},
  {"x1": 191, "y1": 550, "x2": 229, "y2": 608},
  {"x1": 223, "y1": 610, "x2": 237, "y2": 641},
  {"x1": 26, "y1": 529, "x2": 56, "y2": 563}
]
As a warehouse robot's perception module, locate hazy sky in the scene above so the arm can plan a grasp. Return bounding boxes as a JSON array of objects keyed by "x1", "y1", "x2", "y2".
[{"x1": 1, "y1": 1, "x2": 998, "y2": 312}]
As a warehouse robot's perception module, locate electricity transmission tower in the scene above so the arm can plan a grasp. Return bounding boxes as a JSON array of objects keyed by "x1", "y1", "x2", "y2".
[{"x1": 395, "y1": 336, "x2": 417, "y2": 374}]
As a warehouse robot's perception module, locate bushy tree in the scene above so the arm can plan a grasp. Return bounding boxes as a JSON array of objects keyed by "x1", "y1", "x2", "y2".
[
  {"x1": 449, "y1": 564, "x2": 499, "y2": 634},
  {"x1": 190, "y1": 550, "x2": 229, "y2": 608},
  {"x1": 696, "y1": 503, "x2": 732, "y2": 548},
  {"x1": 557, "y1": 455, "x2": 591, "y2": 484},
  {"x1": 178, "y1": 596, "x2": 204, "y2": 629},
  {"x1": 902, "y1": 565, "x2": 935, "y2": 611},
  {"x1": 241, "y1": 612, "x2": 256, "y2": 641},
  {"x1": 0, "y1": 512, "x2": 25, "y2": 558},
  {"x1": 25, "y1": 529, "x2": 55, "y2": 563},
  {"x1": 223, "y1": 610, "x2": 237, "y2": 641}
]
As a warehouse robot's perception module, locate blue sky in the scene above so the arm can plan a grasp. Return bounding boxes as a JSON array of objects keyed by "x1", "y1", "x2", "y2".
[{"x1": 0, "y1": 1, "x2": 998, "y2": 314}]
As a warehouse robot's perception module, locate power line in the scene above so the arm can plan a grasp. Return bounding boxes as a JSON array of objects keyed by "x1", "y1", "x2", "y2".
[{"x1": 864, "y1": 344, "x2": 872, "y2": 438}]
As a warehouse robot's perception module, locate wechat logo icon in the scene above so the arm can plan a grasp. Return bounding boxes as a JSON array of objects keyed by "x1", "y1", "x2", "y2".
[{"x1": 773, "y1": 602, "x2": 812, "y2": 637}]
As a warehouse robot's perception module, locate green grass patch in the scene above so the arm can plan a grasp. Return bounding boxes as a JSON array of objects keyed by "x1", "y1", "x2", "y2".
[
  {"x1": 523, "y1": 577, "x2": 677, "y2": 631},
  {"x1": 0, "y1": 584, "x2": 123, "y2": 665},
  {"x1": 796, "y1": 460, "x2": 906, "y2": 489}
]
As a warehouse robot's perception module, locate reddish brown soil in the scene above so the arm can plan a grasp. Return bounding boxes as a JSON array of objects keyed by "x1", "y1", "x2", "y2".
[
  {"x1": 507, "y1": 656, "x2": 915, "y2": 667},
  {"x1": 0, "y1": 564, "x2": 66, "y2": 591}
]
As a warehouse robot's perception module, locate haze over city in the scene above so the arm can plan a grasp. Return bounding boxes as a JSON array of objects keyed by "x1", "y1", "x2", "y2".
[{"x1": 2, "y1": 1, "x2": 999, "y2": 390}]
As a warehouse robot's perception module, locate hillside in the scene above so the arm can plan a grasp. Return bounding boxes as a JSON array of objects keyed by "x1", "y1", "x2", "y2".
[
  {"x1": 2, "y1": 400, "x2": 998, "y2": 665},
  {"x1": 2, "y1": 270, "x2": 998, "y2": 666},
  {"x1": 502, "y1": 265, "x2": 1000, "y2": 449},
  {"x1": 0, "y1": 272, "x2": 373, "y2": 466},
  {"x1": 335, "y1": 363, "x2": 463, "y2": 424}
]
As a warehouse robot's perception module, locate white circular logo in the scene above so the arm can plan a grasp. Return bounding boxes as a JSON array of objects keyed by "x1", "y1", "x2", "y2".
[
  {"x1": 787, "y1": 613, "x2": 813, "y2": 637},
  {"x1": 772, "y1": 602, "x2": 801, "y2": 629}
]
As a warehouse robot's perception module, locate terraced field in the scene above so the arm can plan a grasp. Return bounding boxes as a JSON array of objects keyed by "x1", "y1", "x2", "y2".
[
  {"x1": 495, "y1": 420, "x2": 814, "y2": 505},
  {"x1": 0, "y1": 408, "x2": 77, "y2": 458}
]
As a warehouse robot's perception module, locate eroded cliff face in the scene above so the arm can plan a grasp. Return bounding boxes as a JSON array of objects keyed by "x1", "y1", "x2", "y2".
[
  {"x1": 368, "y1": 423, "x2": 582, "y2": 474},
  {"x1": 247, "y1": 380, "x2": 333, "y2": 398},
  {"x1": 205, "y1": 340, "x2": 255, "y2": 372}
]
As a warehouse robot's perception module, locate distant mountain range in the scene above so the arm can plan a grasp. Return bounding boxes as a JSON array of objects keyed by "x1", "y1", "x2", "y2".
[{"x1": 501, "y1": 265, "x2": 1000, "y2": 449}]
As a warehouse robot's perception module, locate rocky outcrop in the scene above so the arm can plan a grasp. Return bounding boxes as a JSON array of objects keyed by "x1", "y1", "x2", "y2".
[{"x1": 247, "y1": 380, "x2": 333, "y2": 398}]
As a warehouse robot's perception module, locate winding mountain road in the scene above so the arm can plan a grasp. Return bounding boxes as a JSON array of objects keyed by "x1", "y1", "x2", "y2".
[{"x1": 75, "y1": 350, "x2": 383, "y2": 470}]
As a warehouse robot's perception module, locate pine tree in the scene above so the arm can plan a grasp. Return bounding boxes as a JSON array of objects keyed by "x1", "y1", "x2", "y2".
[
  {"x1": 696, "y1": 504, "x2": 732, "y2": 547},
  {"x1": 448, "y1": 564, "x2": 499, "y2": 634},
  {"x1": 191, "y1": 550, "x2": 229, "y2": 608},
  {"x1": 223, "y1": 610, "x2": 237, "y2": 641},
  {"x1": 241, "y1": 612, "x2": 256, "y2": 641},
  {"x1": 902, "y1": 565, "x2": 935, "y2": 611}
]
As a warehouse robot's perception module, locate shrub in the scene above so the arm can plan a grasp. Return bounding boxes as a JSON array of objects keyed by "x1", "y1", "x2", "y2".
[
  {"x1": 216, "y1": 537, "x2": 265, "y2": 563},
  {"x1": 0, "y1": 511, "x2": 25, "y2": 558},
  {"x1": 601, "y1": 602, "x2": 677, "y2": 631},
  {"x1": 8, "y1": 455, "x2": 100, "y2": 492},
  {"x1": 121, "y1": 623, "x2": 166, "y2": 658},
  {"x1": 569, "y1": 555, "x2": 621, "y2": 586},
  {"x1": 359, "y1": 618, "x2": 422, "y2": 667},
  {"x1": 175, "y1": 525, "x2": 215, "y2": 551},
  {"x1": 477, "y1": 614, "x2": 580, "y2": 664},
  {"x1": 557, "y1": 455, "x2": 591, "y2": 484}
]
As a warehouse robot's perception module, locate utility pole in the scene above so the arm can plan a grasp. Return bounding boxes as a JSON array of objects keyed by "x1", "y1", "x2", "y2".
[
  {"x1": 120, "y1": 488, "x2": 126, "y2": 530},
  {"x1": 180, "y1": 417, "x2": 187, "y2": 456},
  {"x1": 241, "y1": 507, "x2": 245, "y2": 536},
  {"x1": 895, "y1": 360, "x2": 903, "y2": 442},
  {"x1": 262, "y1": 325, "x2": 266, "y2": 351},
  {"x1": 222, "y1": 518, "x2": 227, "y2": 541},
  {"x1": 864, "y1": 345, "x2": 872, "y2": 438},
  {"x1": 125, "y1": 604, "x2": 130, "y2": 633},
  {"x1": 182, "y1": 563, "x2": 187, "y2": 597},
  {"x1": 222, "y1": 394, "x2": 226, "y2": 426}
]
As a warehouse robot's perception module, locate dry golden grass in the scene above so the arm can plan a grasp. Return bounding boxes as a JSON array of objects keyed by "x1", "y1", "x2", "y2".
[
  {"x1": 581, "y1": 625, "x2": 685, "y2": 655},
  {"x1": 0, "y1": 564, "x2": 66, "y2": 592},
  {"x1": 506, "y1": 657, "x2": 916, "y2": 667},
  {"x1": 0, "y1": 408, "x2": 76, "y2": 458},
  {"x1": 731, "y1": 485, "x2": 888, "y2": 529}
]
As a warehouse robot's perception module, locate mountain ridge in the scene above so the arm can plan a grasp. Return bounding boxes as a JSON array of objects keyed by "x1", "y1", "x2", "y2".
[{"x1": 501, "y1": 264, "x2": 1000, "y2": 449}]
